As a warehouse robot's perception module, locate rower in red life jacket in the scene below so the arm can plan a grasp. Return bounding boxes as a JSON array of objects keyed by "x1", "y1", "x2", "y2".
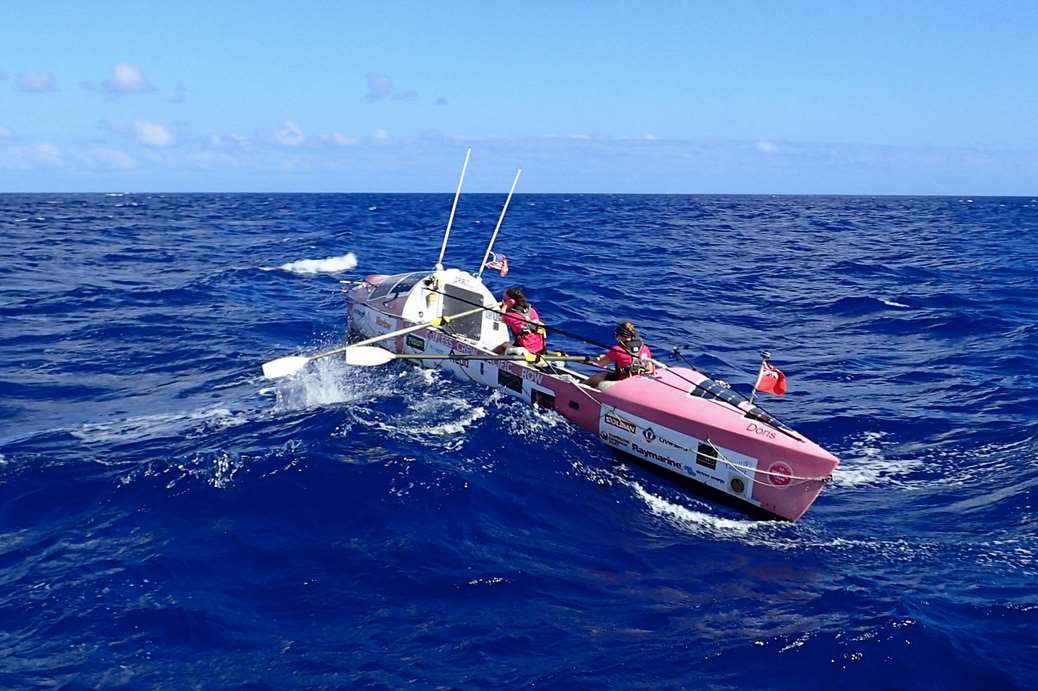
[
  {"x1": 493, "y1": 287, "x2": 547, "y2": 356},
  {"x1": 585, "y1": 321, "x2": 655, "y2": 389}
]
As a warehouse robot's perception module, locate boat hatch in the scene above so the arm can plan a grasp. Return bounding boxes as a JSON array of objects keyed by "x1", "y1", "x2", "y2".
[
  {"x1": 692, "y1": 377, "x2": 749, "y2": 408},
  {"x1": 369, "y1": 272, "x2": 427, "y2": 301},
  {"x1": 442, "y1": 284, "x2": 486, "y2": 340}
]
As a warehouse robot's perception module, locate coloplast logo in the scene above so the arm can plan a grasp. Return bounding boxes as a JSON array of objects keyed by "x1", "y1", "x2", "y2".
[{"x1": 643, "y1": 427, "x2": 656, "y2": 442}]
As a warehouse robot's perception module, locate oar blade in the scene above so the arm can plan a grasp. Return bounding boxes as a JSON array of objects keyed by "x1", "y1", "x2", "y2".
[
  {"x1": 261, "y1": 355, "x2": 310, "y2": 379},
  {"x1": 343, "y1": 346, "x2": 397, "y2": 367}
]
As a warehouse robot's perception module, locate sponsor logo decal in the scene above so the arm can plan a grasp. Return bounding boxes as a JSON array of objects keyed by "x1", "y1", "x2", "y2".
[
  {"x1": 406, "y1": 335, "x2": 425, "y2": 351},
  {"x1": 599, "y1": 431, "x2": 629, "y2": 448},
  {"x1": 604, "y1": 413, "x2": 636, "y2": 434},
  {"x1": 631, "y1": 442, "x2": 682, "y2": 470},
  {"x1": 642, "y1": 425, "x2": 688, "y2": 451},
  {"x1": 376, "y1": 317, "x2": 392, "y2": 329},
  {"x1": 768, "y1": 462, "x2": 793, "y2": 486}
]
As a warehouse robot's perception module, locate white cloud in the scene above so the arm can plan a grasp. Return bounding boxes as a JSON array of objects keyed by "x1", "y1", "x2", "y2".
[
  {"x1": 16, "y1": 71, "x2": 57, "y2": 92},
  {"x1": 133, "y1": 121, "x2": 174, "y2": 147},
  {"x1": 323, "y1": 132, "x2": 358, "y2": 146},
  {"x1": 366, "y1": 72, "x2": 393, "y2": 100},
  {"x1": 83, "y1": 148, "x2": 138, "y2": 170},
  {"x1": 372, "y1": 128, "x2": 390, "y2": 143},
  {"x1": 276, "y1": 120, "x2": 305, "y2": 146},
  {"x1": 103, "y1": 62, "x2": 152, "y2": 94},
  {"x1": 209, "y1": 133, "x2": 249, "y2": 148},
  {"x1": 756, "y1": 141, "x2": 779, "y2": 153},
  {"x1": 35, "y1": 143, "x2": 62, "y2": 164}
]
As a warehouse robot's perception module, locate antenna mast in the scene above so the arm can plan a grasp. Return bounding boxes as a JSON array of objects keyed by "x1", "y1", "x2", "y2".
[{"x1": 435, "y1": 148, "x2": 471, "y2": 271}]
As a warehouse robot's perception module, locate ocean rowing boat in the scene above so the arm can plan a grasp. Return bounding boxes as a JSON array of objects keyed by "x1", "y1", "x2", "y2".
[{"x1": 262, "y1": 152, "x2": 839, "y2": 520}]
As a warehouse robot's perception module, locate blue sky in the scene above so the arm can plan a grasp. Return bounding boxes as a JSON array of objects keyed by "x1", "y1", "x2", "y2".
[{"x1": 1, "y1": 1, "x2": 1036, "y2": 193}]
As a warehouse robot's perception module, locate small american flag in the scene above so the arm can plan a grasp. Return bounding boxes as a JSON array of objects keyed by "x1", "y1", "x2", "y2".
[{"x1": 485, "y1": 252, "x2": 509, "y2": 277}]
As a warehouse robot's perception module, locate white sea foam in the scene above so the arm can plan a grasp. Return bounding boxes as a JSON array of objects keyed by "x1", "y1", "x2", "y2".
[
  {"x1": 830, "y1": 431, "x2": 922, "y2": 488},
  {"x1": 276, "y1": 252, "x2": 357, "y2": 275},
  {"x1": 881, "y1": 298, "x2": 909, "y2": 308},
  {"x1": 629, "y1": 481, "x2": 767, "y2": 538},
  {"x1": 366, "y1": 394, "x2": 487, "y2": 447},
  {"x1": 72, "y1": 406, "x2": 247, "y2": 443},
  {"x1": 497, "y1": 393, "x2": 564, "y2": 440},
  {"x1": 273, "y1": 357, "x2": 373, "y2": 411}
]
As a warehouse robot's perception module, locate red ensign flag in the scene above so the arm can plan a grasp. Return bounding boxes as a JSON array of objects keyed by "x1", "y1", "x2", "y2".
[{"x1": 755, "y1": 362, "x2": 787, "y2": 396}]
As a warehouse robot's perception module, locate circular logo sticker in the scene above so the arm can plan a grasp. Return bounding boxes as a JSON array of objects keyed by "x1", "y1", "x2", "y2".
[{"x1": 768, "y1": 462, "x2": 792, "y2": 486}]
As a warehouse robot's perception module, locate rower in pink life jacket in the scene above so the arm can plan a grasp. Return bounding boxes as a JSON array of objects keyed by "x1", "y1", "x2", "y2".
[
  {"x1": 493, "y1": 287, "x2": 547, "y2": 356},
  {"x1": 585, "y1": 321, "x2": 655, "y2": 389}
]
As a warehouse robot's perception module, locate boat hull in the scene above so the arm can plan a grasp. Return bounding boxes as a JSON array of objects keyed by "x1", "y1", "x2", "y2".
[{"x1": 344, "y1": 274, "x2": 838, "y2": 521}]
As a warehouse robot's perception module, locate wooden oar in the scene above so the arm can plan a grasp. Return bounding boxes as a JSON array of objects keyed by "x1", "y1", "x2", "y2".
[
  {"x1": 342, "y1": 346, "x2": 590, "y2": 368},
  {"x1": 260, "y1": 306, "x2": 486, "y2": 379}
]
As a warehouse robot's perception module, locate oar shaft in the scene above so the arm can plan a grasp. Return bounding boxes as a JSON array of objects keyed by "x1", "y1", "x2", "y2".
[
  {"x1": 394, "y1": 353, "x2": 588, "y2": 362},
  {"x1": 314, "y1": 305, "x2": 486, "y2": 360}
]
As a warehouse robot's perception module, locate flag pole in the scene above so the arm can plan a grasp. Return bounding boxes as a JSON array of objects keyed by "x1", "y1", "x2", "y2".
[
  {"x1": 749, "y1": 350, "x2": 770, "y2": 405},
  {"x1": 477, "y1": 168, "x2": 521, "y2": 279},
  {"x1": 435, "y1": 148, "x2": 471, "y2": 271}
]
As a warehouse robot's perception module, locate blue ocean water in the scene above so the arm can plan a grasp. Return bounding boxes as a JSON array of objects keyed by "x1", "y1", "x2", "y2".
[{"x1": 1, "y1": 193, "x2": 1036, "y2": 689}]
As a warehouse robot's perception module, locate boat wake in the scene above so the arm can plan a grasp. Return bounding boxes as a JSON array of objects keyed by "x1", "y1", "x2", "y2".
[{"x1": 629, "y1": 480, "x2": 769, "y2": 538}]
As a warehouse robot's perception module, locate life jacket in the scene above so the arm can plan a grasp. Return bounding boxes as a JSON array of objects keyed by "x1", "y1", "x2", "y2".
[
  {"x1": 615, "y1": 337, "x2": 651, "y2": 378},
  {"x1": 511, "y1": 305, "x2": 547, "y2": 353}
]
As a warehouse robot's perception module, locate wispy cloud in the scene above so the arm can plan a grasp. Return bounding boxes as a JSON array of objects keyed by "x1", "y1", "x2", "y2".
[
  {"x1": 275, "y1": 120, "x2": 305, "y2": 146},
  {"x1": 365, "y1": 73, "x2": 420, "y2": 102},
  {"x1": 16, "y1": 71, "x2": 57, "y2": 92},
  {"x1": 6, "y1": 132, "x2": 1033, "y2": 195},
  {"x1": 322, "y1": 132, "x2": 358, "y2": 146},
  {"x1": 82, "y1": 147, "x2": 138, "y2": 170},
  {"x1": 103, "y1": 62, "x2": 153, "y2": 94},
  {"x1": 34, "y1": 143, "x2": 62, "y2": 164},
  {"x1": 366, "y1": 72, "x2": 393, "y2": 101},
  {"x1": 755, "y1": 141, "x2": 779, "y2": 153},
  {"x1": 133, "y1": 121, "x2": 174, "y2": 147}
]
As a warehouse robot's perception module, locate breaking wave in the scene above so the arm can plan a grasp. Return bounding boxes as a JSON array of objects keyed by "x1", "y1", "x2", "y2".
[{"x1": 274, "y1": 252, "x2": 358, "y2": 275}]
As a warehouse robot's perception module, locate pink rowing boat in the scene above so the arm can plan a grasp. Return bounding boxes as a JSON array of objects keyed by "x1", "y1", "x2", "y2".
[
  {"x1": 265, "y1": 152, "x2": 838, "y2": 520},
  {"x1": 343, "y1": 267, "x2": 838, "y2": 521}
]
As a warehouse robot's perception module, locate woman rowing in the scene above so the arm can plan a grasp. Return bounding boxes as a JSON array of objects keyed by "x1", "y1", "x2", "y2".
[
  {"x1": 585, "y1": 321, "x2": 655, "y2": 389},
  {"x1": 493, "y1": 287, "x2": 547, "y2": 356}
]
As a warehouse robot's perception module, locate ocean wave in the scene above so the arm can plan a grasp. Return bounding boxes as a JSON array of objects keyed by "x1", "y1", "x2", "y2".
[
  {"x1": 272, "y1": 252, "x2": 358, "y2": 275},
  {"x1": 71, "y1": 406, "x2": 248, "y2": 444}
]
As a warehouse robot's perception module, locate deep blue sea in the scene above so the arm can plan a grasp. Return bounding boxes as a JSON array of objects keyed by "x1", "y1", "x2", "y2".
[{"x1": 1, "y1": 193, "x2": 1036, "y2": 689}]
